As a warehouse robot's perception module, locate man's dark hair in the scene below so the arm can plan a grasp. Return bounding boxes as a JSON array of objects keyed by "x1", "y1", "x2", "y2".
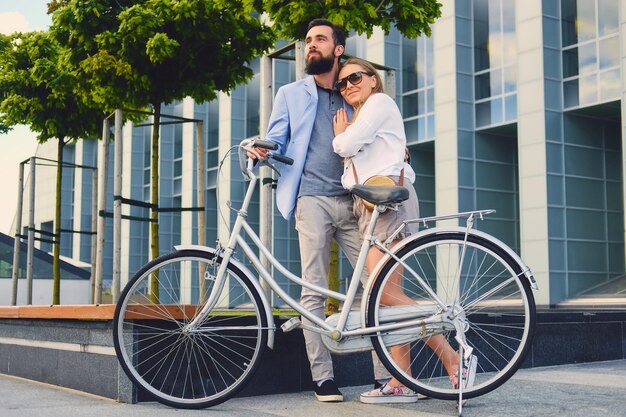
[{"x1": 307, "y1": 18, "x2": 346, "y2": 48}]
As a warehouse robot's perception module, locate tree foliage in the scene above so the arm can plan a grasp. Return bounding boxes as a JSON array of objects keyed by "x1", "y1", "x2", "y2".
[
  {"x1": 0, "y1": 31, "x2": 104, "y2": 142},
  {"x1": 50, "y1": 0, "x2": 276, "y2": 111},
  {"x1": 48, "y1": 0, "x2": 277, "y2": 273},
  {"x1": 259, "y1": 0, "x2": 442, "y2": 40},
  {"x1": 0, "y1": 30, "x2": 105, "y2": 305}
]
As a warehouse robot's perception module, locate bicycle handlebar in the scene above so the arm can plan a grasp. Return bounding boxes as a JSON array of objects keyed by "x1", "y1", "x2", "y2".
[
  {"x1": 238, "y1": 138, "x2": 294, "y2": 181},
  {"x1": 253, "y1": 139, "x2": 278, "y2": 150},
  {"x1": 269, "y1": 153, "x2": 294, "y2": 165}
]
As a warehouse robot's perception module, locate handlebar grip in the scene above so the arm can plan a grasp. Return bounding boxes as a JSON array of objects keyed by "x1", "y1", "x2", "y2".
[
  {"x1": 254, "y1": 139, "x2": 278, "y2": 150},
  {"x1": 270, "y1": 153, "x2": 294, "y2": 166}
]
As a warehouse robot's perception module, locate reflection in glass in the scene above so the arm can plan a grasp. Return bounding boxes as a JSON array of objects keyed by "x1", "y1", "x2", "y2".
[
  {"x1": 563, "y1": 79, "x2": 579, "y2": 108},
  {"x1": 403, "y1": 94, "x2": 419, "y2": 118},
  {"x1": 426, "y1": 37, "x2": 434, "y2": 86},
  {"x1": 599, "y1": 69, "x2": 620, "y2": 101},
  {"x1": 401, "y1": 34, "x2": 434, "y2": 142},
  {"x1": 561, "y1": 0, "x2": 577, "y2": 47},
  {"x1": 418, "y1": 117, "x2": 426, "y2": 141},
  {"x1": 577, "y1": 43, "x2": 596, "y2": 74},
  {"x1": 491, "y1": 68, "x2": 503, "y2": 96},
  {"x1": 427, "y1": 115, "x2": 434, "y2": 139},
  {"x1": 505, "y1": 94, "x2": 517, "y2": 122},
  {"x1": 561, "y1": 0, "x2": 620, "y2": 109},
  {"x1": 403, "y1": 38, "x2": 417, "y2": 92},
  {"x1": 579, "y1": 74, "x2": 597, "y2": 105},
  {"x1": 474, "y1": 0, "x2": 490, "y2": 71},
  {"x1": 427, "y1": 88, "x2": 434, "y2": 113},
  {"x1": 503, "y1": 65, "x2": 516, "y2": 93},
  {"x1": 576, "y1": 0, "x2": 596, "y2": 42},
  {"x1": 476, "y1": 101, "x2": 490, "y2": 128},
  {"x1": 599, "y1": 37, "x2": 619, "y2": 69},
  {"x1": 491, "y1": 98, "x2": 503, "y2": 124},
  {"x1": 475, "y1": 72, "x2": 491, "y2": 100},
  {"x1": 404, "y1": 119, "x2": 417, "y2": 143},
  {"x1": 417, "y1": 38, "x2": 426, "y2": 89},
  {"x1": 598, "y1": 0, "x2": 619, "y2": 36},
  {"x1": 562, "y1": 48, "x2": 579, "y2": 78},
  {"x1": 473, "y1": 0, "x2": 516, "y2": 128}
]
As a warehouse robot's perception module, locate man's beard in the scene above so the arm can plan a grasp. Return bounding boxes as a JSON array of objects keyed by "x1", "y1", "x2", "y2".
[{"x1": 305, "y1": 53, "x2": 335, "y2": 75}]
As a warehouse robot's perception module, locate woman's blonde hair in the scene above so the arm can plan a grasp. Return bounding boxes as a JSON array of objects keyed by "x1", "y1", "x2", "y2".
[{"x1": 340, "y1": 57, "x2": 384, "y2": 94}]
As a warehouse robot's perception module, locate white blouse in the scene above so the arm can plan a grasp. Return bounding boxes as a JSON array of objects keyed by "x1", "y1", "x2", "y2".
[{"x1": 333, "y1": 93, "x2": 416, "y2": 189}]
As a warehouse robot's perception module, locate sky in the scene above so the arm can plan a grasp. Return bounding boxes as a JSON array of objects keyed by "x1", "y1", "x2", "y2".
[{"x1": 0, "y1": 1, "x2": 51, "y2": 234}]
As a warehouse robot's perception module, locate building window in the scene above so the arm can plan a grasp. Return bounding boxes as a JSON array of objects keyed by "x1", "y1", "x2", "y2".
[
  {"x1": 401, "y1": 34, "x2": 435, "y2": 144},
  {"x1": 473, "y1": 0, "x2": 517, "y2": 128},
  {"x1": 562, "y1": 0, "x2": 620, "y2": 108}
]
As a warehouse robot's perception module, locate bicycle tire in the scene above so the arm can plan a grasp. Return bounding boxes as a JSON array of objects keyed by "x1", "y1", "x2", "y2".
[
  {"x1": 367, "y1": 232, "x2": 535, "y2": 400},
  {"x1": 113, "y1": 249, "x2": 268, "y2": 409}
]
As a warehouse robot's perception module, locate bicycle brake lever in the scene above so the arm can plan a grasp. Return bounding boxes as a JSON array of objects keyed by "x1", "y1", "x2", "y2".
[{"x1": 261, "y1": 159, "x2": 280, "y2": 176}]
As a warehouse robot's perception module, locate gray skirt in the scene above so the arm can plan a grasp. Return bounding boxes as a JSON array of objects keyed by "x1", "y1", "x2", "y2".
[{"x1": 353, "y1": 177, "x2": 420, "y2": 241}]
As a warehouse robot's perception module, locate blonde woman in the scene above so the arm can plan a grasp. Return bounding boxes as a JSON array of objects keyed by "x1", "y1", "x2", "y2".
[{"x1": 332, "y1": 57, "x2": 477, "y2": 404}]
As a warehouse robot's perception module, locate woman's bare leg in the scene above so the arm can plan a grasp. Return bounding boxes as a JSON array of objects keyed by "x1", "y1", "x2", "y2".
[{"x1": 367, "y1": 242, "x2": 460, "y2": 386}]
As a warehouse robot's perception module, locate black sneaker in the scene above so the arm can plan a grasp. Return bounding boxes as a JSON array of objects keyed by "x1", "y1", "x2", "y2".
[{"x1": 314, "y1": 379, "x2": 344, "y2": 402}]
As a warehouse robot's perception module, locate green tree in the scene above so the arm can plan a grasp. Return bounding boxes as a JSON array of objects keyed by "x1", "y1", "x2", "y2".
[
  {"x1": 261, "y1": 0, "x2": 441, "y2": 40},
  {"x1": 0, "y1": 30, "x2": 105, "y2": 304},
  {"x1": 50, "y1": 1, "x2": 275, "y2": 299}
]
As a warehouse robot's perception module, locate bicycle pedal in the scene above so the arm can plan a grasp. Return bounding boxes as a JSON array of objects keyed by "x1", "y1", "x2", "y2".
[{"x1": 280, "y1": 317, "x2": 301, "y2": 333}]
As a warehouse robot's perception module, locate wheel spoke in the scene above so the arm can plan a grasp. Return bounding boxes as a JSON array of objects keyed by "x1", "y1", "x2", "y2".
[
  {"x1": 368, "y1": 232, "x2": 535, "y2": 400},
  {"x1": 113, "y1": 251, "x2": 267, "y2": 408}
]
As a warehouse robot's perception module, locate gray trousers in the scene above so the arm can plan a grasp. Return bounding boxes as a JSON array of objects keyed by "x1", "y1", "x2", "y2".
[{"x1": 294, "y1": 195, "x2": 389, "y2": 382}]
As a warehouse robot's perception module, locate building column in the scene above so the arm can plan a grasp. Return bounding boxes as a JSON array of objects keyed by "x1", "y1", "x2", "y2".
[
  {"x1": 217, "y1": 92, "x2": 233, "y2": 249},
  {"x1": 619, "y1": 1, "x2": 626, "y2": 264},
  {"x1": 71, "y1": 141, "x2": 84, "y2": 259},
  {"x1": 433, "y1": 0, "x2": 459, "y2": 220},
  {"x1": 119, "y1": 121, "x2": 133, "y2": 288},
  {"x1": 516, "y1": 0, "x2": 550, "y2": 305},
  {"x1": 180, "y1": 96, "x2": 196, "y2": 246}
]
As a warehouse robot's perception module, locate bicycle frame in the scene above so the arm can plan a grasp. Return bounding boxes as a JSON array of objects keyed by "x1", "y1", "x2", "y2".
[
  {"x1": 184, "y1": 156, "x2": 455, "y2": 344},
  {"x1": 114, "y1": 140, "x2": 539, "y2": 411},
  {"x1": 184, "y1": 148, "x2": 537, "y2": 352}
]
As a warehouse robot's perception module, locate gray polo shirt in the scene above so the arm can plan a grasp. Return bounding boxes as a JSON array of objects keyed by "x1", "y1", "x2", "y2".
[{"x1": 298, "y1": 85, "x2": 348, "y2": 197}]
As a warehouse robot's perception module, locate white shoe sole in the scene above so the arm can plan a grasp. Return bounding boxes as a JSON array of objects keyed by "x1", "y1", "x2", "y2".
[
  {"x1": 315, "y1": 393, "x2": 343, "y2": 402},
  {"x1": 360, "y1": 395, "x2": 419, "y2": 404}
]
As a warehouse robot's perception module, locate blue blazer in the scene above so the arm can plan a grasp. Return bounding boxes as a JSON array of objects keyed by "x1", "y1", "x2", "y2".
[{"x1": 265, "y1": 75, "x2": 352, "y2": 219}]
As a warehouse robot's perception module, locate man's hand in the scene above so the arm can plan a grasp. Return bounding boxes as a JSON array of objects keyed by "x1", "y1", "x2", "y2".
[{"x1": 246, "y1": 146, "x2": 269, "y2": 160}]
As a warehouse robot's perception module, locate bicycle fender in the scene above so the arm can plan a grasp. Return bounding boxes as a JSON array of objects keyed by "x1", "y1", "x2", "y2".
[
  {"x1": 360, "y1": 227, "x2": 538, "y2": 323},
  {"x1": 175, "y1": 244, "x2": 276, "y2": 349}
]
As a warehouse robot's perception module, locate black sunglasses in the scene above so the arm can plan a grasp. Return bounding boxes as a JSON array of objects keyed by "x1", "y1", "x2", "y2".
[{"x1": 336, "y1": 71, "x2": 372, "y2": 91}]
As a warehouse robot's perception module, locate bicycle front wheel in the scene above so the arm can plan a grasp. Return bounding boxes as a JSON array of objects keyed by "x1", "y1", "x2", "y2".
[
  {"x1": 367, "y1": 232, "x2": 535, "y2": 400},
  {"x1": 113, "y1": 249, "x2": 268, "y2": 409}
]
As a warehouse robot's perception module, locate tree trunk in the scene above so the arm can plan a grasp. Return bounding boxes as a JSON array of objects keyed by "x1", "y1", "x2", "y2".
[
  {"x1": 52, "y1": 138, "x2": 64, "y2": 305},
  {"x1": 150, "y1": 105, "x2": 161, "y2": 303}
]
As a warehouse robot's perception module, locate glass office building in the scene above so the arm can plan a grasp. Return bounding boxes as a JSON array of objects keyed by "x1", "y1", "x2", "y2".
[{"x1": 16, "y1": 0, "x2": 625, "y2": 307}]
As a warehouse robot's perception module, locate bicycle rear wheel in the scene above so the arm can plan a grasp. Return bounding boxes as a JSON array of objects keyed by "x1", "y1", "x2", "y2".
[
  {"x1": 113, "y1": 249, "x2": 268, "y2": 409},
  {"x1": 367, "y1": 232, "x2": 535, "y2": 400}
]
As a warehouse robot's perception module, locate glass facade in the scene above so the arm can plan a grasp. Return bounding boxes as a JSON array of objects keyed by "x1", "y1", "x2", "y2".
[
  {"x1": 402, "y1": 35, "x2": 435, "y2": 144},
  {"x1": 562, "y1": 0, "x2": 621, "y2": 108},
  {"x1": 473, "y1": 0, "x2": 517, "y2": 128},
  {"x1": 13, "y1": 0, "x2": 625, "y2": 308}
]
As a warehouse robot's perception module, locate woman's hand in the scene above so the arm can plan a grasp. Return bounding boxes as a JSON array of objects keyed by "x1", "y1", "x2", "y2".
[{"x1": 333, "y1": 108, "x2": 351, "y2": 135}]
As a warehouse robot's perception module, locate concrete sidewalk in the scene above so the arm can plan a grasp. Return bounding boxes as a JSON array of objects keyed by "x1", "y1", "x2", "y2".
[{"x1": 1, "y1": 360, "x2": 625, "y2": 417}]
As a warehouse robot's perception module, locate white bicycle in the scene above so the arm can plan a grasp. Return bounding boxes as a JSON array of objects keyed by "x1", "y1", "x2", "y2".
[{"x1": 113, "y1": 138, "x2": 538, "y2": 413}]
